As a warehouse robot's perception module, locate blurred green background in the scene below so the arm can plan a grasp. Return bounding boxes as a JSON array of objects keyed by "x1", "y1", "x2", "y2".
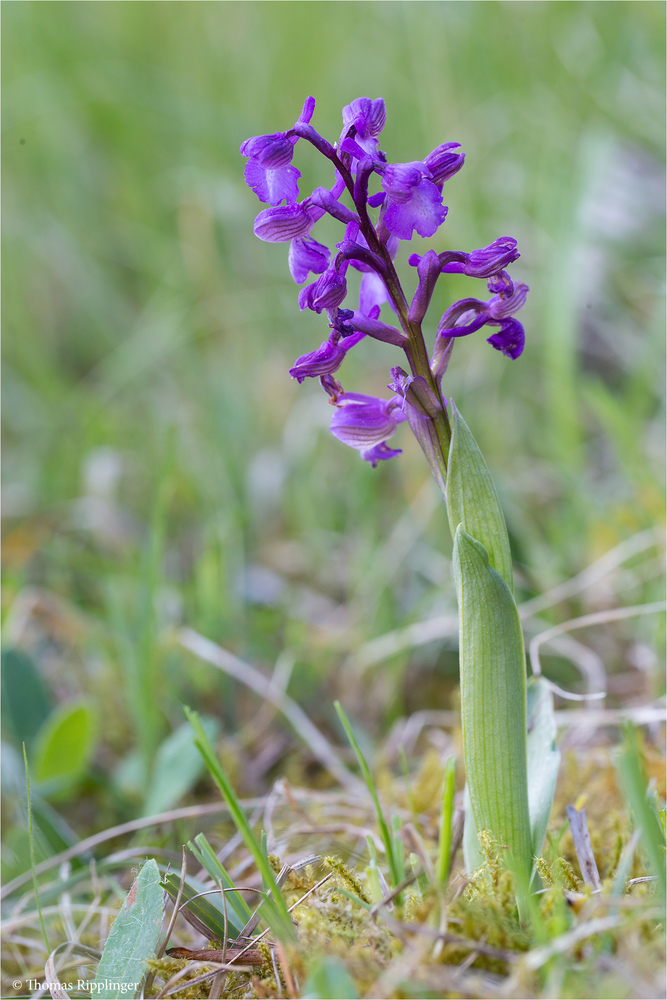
[{"x1": 2, "y1": 1, "x2": 665, "y2": 861}]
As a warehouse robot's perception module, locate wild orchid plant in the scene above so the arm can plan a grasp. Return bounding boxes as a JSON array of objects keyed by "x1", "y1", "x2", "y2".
[{"x1": 240, "y1": 97, "x2": 556, "y2": 897}]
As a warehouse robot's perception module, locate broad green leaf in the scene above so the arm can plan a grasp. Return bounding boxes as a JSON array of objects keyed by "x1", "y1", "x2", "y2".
[
  {"x1": 526, "y1": 678, "x2": 560, "y2": 857},
  {"x1": 302, "y1": 957, "x2": 359, "y2": 999},
  {"x1": 142, "y1": 717, "x2": 219, "y2": 816},
  {"x1": 33, "y1": 700, "x2": 98, "y2": 790},
  {"x1": 453, "y1": 526, "x2": 531, "y2": 881},
  {"x1": 94, "y1": 859, "x2": 164, "y2": 997},
  {"x1": 446, "y1": 402, "x2": 513, "y2": 592},
  {"x1": 1, "y1": 647, "x2": 52, "y2": 751},
  {"x1": 161, "y1": 871, "x2": 246, "y2": 938}
]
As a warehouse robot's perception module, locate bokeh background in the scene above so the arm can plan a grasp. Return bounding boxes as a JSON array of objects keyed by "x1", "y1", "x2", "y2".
[{"x1": 2, "y1": 1, "x2": 665, "y2": 870}]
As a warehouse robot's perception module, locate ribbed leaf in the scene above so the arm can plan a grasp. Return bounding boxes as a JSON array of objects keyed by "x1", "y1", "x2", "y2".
[
  {"x1": 453, "y1": 526, "x2": 531, "y2": 880},
  {"x1": 446, "y1": 402, "x2": 513, "y2": 592},
  {"x1": 94, "y1": 859, "x2": 163, "y2": 997}
]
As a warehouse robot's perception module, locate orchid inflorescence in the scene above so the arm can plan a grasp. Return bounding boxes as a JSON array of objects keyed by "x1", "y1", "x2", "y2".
[{"x1": 240, "y1": 96, "x2": 528, "y2": 476}]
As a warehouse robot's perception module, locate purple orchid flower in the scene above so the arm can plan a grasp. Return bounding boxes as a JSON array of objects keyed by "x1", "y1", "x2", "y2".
[
  {"x1": 288, "y1": 236, "x2": 331, "y2": 284},
  {"x1": 380, "y1": 161, "x2": 447, "y2": 240},
  {"x1": 241, "y1": 95, "x2": 529, "y2": 468},
  {"x1": 240, "y1": 97, "x2": 315, "y2": 206},
  {"x1": 289, "y1": 329, "x2": 365, "y2": 383},
  {"x1": 339, "y1": 97, "x2": 386, "y2": 160},
  {"x1": 329, "y1": 392, "x2": 405, "y2": 466},
  {"x1": 435, "y1": 281, "x2": 529, "y2": 360}
]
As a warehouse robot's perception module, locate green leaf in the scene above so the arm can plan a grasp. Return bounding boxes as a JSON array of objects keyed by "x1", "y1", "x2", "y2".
[
  {"x1": 94, "y1": 859, "x2": 163, "y2": 997},
  {"x1": 161, "y1": 871, "x2": 246, "y2": 938},
  {"x1": 1, "y1": 647, "x2": 52, "y2": 751},
  {"x1": 462, "y1": 783, "x2": 483, "y2": 873},
  {"x1": 446, "y1": 401, "x2": 513, "y2": 592},
  {"x1": 184, "y1": 707, "x2": 295, "y2": 942},
  {"x1": 302, "y1": 957, "x2": 359, "y2": 999},
  {"x1": 190, "y1": 833, "x2": 253, "y2": 924},
  {"x1": 142, "y1": 717, "x2": 219, "y2": 816},
  {"x1": 526, "y1": 678, "x2": 560, "y2": 857},
  {"x1": 436, "y1": 756, "x2": 457, "y2": 885},
  {"x1": 334, "y1": 701, "x2": 400, "y2": 888},
  {"x1": 453, "y1": 526, "x2": 531, "y2": 881},
  {"x1": 616, "y1": 722, "x2": 666, "y2": 907},
  {"x1": 32, "y1": 700, "x2": 98, "y2": 791}
]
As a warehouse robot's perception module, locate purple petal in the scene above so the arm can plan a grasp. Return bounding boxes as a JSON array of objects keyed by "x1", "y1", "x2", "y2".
[
  {"x1": 298, "y1": 268, "x2": 348, "y2": 313},
  {"x1": 384, "y1": 175, "x2": 447, "y2": 239},
  {"x1": 288, "y1": 237, "x2": 330, "y2": 284},
  {"x1": 289, "y1": 330, "x2": 364, "y2": 382},
  {"x1": 441, "y1": 237, "x2": 520, "y2": 279},
  {"x1": 359, "y1": 271, "x2": 389, "y2": 317},
  {"x1": 340, "y1": 97, "x2": 386, "y2": 158},
  {"x1": 253, "y1": 203, "x2": 315, "y2": 242},
  {"x1": 487, "y1": 318, "x2": 525, "y2": 359},
  {"x1": 423, "y1": 143, "x2": 465, "y2": 186},
  {"x1": 488, "y1": 281, "x2": 529, "y2": 319},
  {"x1": 330, "y1": 392, "x2": 405, "y2": 453},
  {"x1": 240, "y1": 133, "x2": 293, "y2": 167},
  {"x1": 244, "y1": 157, "x2": 300, "y2": 206},
  {"x1": 361, "y1": 442, "x2": 403, "y2": 467},
  {"x1": 381, "y1": 162, "x2": 425, "y2": 203}
]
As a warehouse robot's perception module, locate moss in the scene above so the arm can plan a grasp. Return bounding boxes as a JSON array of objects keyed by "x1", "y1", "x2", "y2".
[{"x1": 324, "y1": 854, "x2": 372, "y2": 904}]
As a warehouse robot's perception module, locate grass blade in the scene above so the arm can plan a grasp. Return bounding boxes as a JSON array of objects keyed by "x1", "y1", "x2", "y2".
[
  {"x1": 334, "y1": 701, "x2": 400, "y2": 887},
  {"x1": 184, "y1": 706, "x2": 295, "y2": 941}
]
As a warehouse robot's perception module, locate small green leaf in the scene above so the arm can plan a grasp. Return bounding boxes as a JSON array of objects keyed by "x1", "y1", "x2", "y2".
[
  {"x1": 446, "y1": 402, "x2": 513, "y2": 591},
  {"x1": 453, "y1": 526, "x2": 531, "y2": 881},
  {"x1": 142, "y1": 717, "x2": 219, "y2": 816},
  {"x1": 526, "y1": 678, "x2": 560, "y2": 857},
  {"x1": 302, "y1": 956, "x2": 359, "y2": 999},
  {"x1": 94, "y1": 859, "x2": 163, "y2": 997},
  {"x1": 1, "y1": 648, "x2": 52, "y2": 751},
  {"x1": 33, "y1": 700, "x2": 98, "y2": 790}
]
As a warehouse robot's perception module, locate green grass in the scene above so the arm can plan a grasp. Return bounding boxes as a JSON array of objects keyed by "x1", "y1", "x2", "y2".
[{"x1": 1, "y1": 5, "x2": 665, "y2": 995}]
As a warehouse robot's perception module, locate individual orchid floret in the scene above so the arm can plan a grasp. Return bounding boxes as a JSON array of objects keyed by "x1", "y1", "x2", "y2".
[
  {"x1": 253, "y1": 201, "x2": 320, "y2": 242},
  {"x1": 441, "y1": 237, "x2": 520, "y2": 278},
  {"x1": 288, "y1": 236, "x2": 331, "y2": 284},
  {"x1": 240, "y1": 97, "x2": 316, "y2": 206},
  {"x1": 380, "y1": 162, "x2": 447, "y2": 240},
  {"x1": 423, "y1": 143, "x2": 465, "y2": 188},
  {"x1": 241, "y1": 134, "x2": 301, "y2": 206},
  {"x1": 330, "y1": 392, "x2": 405, "y2": 466},
  {"x1": 298, "y1": 264, "x2": 348, "y2": 313},
  {"x1": 339, "y1": 97, "x2": 386, "y2": 159},
  {"x1": 289, "y1": 329, "x2": 365, "y2": 383},
  {"x1": 435, "y1": 282, "x2": 529, "y2": 360}
]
